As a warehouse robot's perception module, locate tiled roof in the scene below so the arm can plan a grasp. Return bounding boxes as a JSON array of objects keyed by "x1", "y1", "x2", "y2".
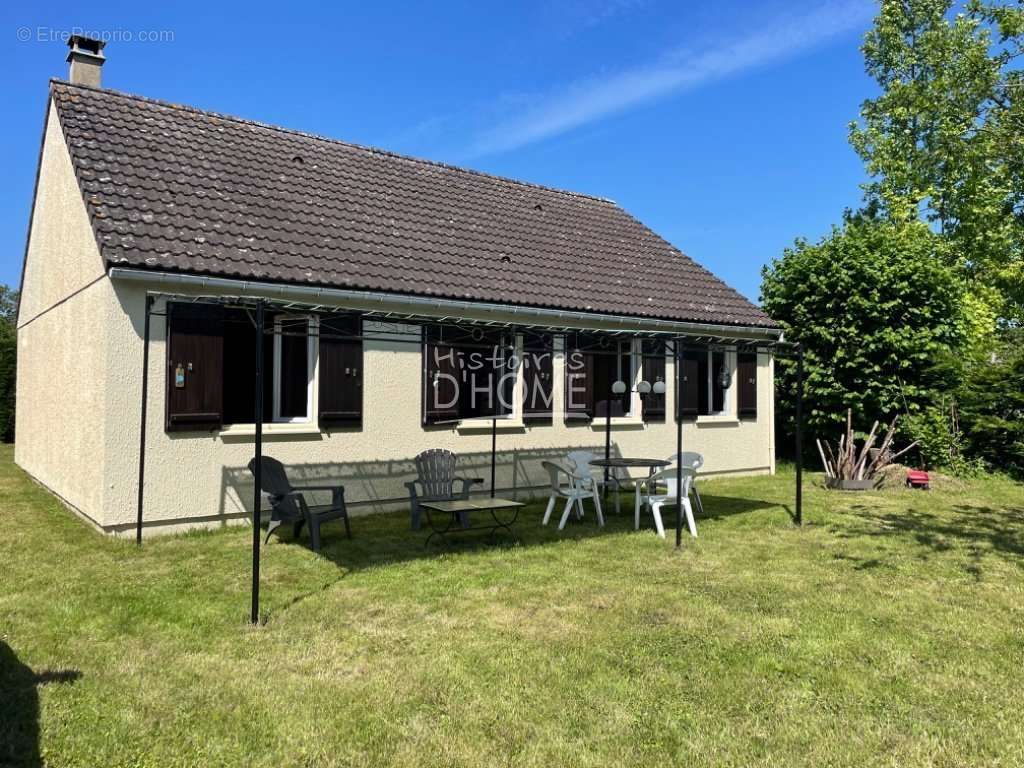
[{"x1": 50, "y1": 80, "x2": 776, "y2": 329}]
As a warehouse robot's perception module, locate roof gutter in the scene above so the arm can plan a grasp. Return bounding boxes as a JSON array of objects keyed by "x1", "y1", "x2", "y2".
[{"x1": 107, "y1": 267, "x2": 783, "y2": 341}]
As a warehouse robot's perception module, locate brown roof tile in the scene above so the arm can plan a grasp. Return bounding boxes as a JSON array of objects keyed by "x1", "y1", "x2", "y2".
[{"x1": 50, "y1": 80, "x2": 776, "y2": 328}]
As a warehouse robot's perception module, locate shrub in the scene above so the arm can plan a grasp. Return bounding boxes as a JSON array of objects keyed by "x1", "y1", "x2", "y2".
[{"x1": 903, "y1": 401, "x2": 984, "y2": 476}]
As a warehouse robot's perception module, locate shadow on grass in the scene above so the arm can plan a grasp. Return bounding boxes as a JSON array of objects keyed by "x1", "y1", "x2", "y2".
[
  {"x1": 0, "y1": 641, "x2": 81, "y2": 768},
  {"x1": 268, "y1": 489, "x2": 790, "y2": 577},
  {"x1": 831, "y1": 501, "x2": 1024, "y2": 578}
]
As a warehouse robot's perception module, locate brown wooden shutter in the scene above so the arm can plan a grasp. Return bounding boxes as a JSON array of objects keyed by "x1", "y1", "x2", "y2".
[
  {"x1": 564, "y1": 334, "x2": 594, "y2": 420},
  {"x1": 423, "y1": 326, "x2": 460, "y2": 425},
  {"x1": 523, "y1": 332, "x2": 553, "y2": 423},
  {"x1": 642, "y1": 340, "x2": 666, "y2": 422},
  {"x1": 676, "y1": 350, "x2": 700, "y2": 420},
  {"x1": 318, "y1": 314, "x2": 363, "y2": 428},
  {"x1": 166, "y1": 302, "x2": 224, "y2": 432},
  {"x1": 737, "y1": 352, "x2": 758, "y2": 418}
]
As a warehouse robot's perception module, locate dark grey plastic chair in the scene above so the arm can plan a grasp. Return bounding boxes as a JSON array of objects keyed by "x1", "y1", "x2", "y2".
[
  {"x1": 405, "y1": 449, "x2": 483, "y2": 530},
  {"x1": 248, "y1": 456, "x2": 351, "y2": 551}
]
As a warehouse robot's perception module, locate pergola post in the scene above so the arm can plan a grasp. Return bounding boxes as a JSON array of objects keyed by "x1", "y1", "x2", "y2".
[
  {"x1": 250, "y1": 300, "x2": 265, "y2": 625},
  {"x1": 490, "y1": 417, "x2": 497, "y2": 499},
  {"x1": 674, "y1": 341, "x2": 683, "y2": 549},
  {"x1": 604, "y1": 379, "x2": 612, "y2": 495},
  {"x1": 135, "y1": 294, "x2": 154, "y2": 546},
  {"x1": 794, "y1": 344, "x2": 804, "y2": 526}
]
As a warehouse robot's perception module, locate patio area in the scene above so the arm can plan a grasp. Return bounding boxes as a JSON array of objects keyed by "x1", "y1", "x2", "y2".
[
  {"x1": 3, "y1": 444, "x2": 1024, "y2": 767},
  {"x1": 129, "y1": 292, "x2": 802, "y2": 623}
]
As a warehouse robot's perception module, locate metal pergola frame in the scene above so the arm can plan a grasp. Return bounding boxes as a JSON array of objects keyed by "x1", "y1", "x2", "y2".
[{"x1": 134, "y1": 291, "x2": 804, "y2": 624}]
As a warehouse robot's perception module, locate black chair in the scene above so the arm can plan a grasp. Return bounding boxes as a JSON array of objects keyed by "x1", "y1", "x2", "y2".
[{"x1": 248, "y1": 457, "x2": 351, "y2": 551}]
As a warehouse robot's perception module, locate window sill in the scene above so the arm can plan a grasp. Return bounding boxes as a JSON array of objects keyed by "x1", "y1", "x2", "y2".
[
  {"x1": 456, "y1": 418, "x2": 526, "y2": 434},
  {"x1": 218, "y1": 423, "x2": 323, "y2": 438},
  {"x1": 588, "y1": 416, "x2": 645, "y2": 430},
  {"x1": 695, "y1": 415, "x2": 740, "y2": 426}
]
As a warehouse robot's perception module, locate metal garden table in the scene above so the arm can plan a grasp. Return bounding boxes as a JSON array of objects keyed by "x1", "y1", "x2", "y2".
[
  {"x1": 588, "y1": 457, "x2": 671, "y2": 520},
  {"x1": 419, "y1": 498, "x2": 524, "y2": 547}
]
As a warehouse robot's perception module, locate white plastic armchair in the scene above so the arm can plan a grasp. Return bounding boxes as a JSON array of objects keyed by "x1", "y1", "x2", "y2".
[
  {"x1": 641, "y1": 466, "x2": 697, "y2": 539},
  {"x1": 668, "y1": 452, "x2": 705, "y2": 517},
  {"x1": 566, "y1": 450, "x2": 626, "y2": 515},
  {"x1": 540, "y1": 461, "x2": 604, "y2": 531}
]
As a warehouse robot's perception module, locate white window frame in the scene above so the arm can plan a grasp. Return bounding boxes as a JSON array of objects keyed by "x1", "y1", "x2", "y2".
[{"x1": 272, "y1": 314, "x2": 318, "y2": 424}]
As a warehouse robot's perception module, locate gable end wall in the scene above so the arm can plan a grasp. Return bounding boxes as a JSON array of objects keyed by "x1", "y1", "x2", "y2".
[{"x1": 15, "y1": 99, "x2": 115, "y2": 526}]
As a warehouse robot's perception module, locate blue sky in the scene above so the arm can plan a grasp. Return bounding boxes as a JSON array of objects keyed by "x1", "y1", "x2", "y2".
[{"x1": 1, "y1": 0, "x2": 876, "y2": 302}]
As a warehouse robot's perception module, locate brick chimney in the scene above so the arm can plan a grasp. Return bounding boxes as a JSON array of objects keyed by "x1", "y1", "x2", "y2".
[{"x1": 66, "y1": 35, "x2": 105, "y2": 87}]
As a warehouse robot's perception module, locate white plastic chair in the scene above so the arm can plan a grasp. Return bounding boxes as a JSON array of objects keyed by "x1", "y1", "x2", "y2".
[
  {"x1": 566, "y1": 450, "x2": 625, "y2": 515},
  {"x1": 641, "y1": 466, "x2": 697, "y2": 539},
  {"x1": 540, "y1": 461, "x2": 605, "y2": 531},
  {"x1": 670, "y1": 452, "x2": 705, "y2": 516}
]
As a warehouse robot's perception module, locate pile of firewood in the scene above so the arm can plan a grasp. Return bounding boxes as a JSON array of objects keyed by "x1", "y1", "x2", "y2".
[{"x1": 816, "y1": 410, "x2": 918, "y2": 484}]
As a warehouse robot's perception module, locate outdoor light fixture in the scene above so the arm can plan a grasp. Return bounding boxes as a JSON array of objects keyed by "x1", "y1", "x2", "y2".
[
  {"x1": 717, "y1": 364, "x2": 732, "y2": 389},
  {"x1": 614, "y1": 380, "x2": 663, "y2": 395}
]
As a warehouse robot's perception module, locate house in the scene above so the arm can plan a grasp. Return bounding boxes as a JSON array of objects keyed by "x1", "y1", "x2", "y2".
[{"x1": 16, "y1": 37, "x2": 782, "y2": 536}]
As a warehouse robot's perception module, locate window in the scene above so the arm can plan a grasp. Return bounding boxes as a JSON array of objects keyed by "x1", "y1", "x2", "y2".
[
  {"x1": 221, "y1": 310, "x2": 316, "y2": 426},
  {"x1": 272, "y1": 315, "x2": 316, "y2": 423},
  {"x1": 522, "y1": 331, "x2": 554, "y2": 423},
  {"x1": 564, "y1": 334, "x2": 638, "y2": 419},
  {"x1": 592, "y1": 340, "x2": 634, "y2": 417},
  {"x1": 423, "y1": 326, "x2": 515, "y2": 425},
  {"x1": 166, "y1": 302, "x2": 363, "y2": 433},
  {"x1": 677, "y1": 347, "x2": 735, "y2": 419},
  {"x1": 641, "y1": 340, "x2": 666, "y2": 422},
  {"x1": 706, "y1": 349, "x2": 728, "y2": 416}
]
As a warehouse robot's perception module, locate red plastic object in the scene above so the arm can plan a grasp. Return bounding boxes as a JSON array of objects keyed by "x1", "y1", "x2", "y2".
[{"x1": 906, "y1": 470, "x2": 930, "y2": 489}]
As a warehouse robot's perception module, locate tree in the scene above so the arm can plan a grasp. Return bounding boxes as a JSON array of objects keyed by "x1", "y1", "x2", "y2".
[
  {"x1": 0, "y1": 285, "x2": 17, "y2": 443},
  {"x1": 849, "y1": 0, "x2": 1024, "y2": 326},
  {"x1": 761, "y1": 217, "x2": 964, "y2": 443},
  {"x1": 956, "y1": 329, "x2": 1024, "y2": 474}
]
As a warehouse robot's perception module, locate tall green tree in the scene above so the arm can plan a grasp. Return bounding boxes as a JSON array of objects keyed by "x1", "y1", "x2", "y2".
[
  {"x1": 849, "y1": 0, "x2": 1024, "y2": 327},
  {"x1": 956, "y1": 329, "x2": 1024, "y2": 474},
  {"x1": 0, "y1": 285, "x2": 17, "y2": 443},
  {"x1": 761, "y1": 217, "x2": 964, "y2": 441}
]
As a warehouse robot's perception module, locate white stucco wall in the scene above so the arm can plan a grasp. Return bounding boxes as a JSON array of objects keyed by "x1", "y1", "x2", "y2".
[
  {"x1": 15, "y1": 101, "x2": 111, "y2": 527},
  {"x1": 100, "y1": 282, "x2": 777, "y2": 535}
]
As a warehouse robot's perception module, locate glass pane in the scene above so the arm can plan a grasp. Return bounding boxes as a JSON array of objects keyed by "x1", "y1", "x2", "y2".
[
  {"x1": 278, "y1": 324, "x2": 309, "y2": 419},
  {"x1": 593, "y1": 349, "x2": 627, "y2": 417},
  {"x1": 712, "y1": 351, "x2": 725, "y2": 412},
  {"x1": 697, "y1": 352, "x2": 710, "y2": 416},
  {"x1": 222, "y1": 309, "x2": 257, "y2": 425},
  {"x1": 456, "y1": 331, "x2": 513, "y2": 419}
]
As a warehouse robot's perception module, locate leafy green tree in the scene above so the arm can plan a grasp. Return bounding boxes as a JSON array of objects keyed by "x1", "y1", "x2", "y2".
[
  {"x1": 0, "y1": 285, "x2": 17, "y2": 443},
  {"x1": 849, "y1": 0, "x2": 1024, "y2": 326},
  {"x1": 956, "y1": 329, "x2": 1024, "y2": 474},
  {"x1": 761, "y1": 217, "x2": 965, "y2": 444}
]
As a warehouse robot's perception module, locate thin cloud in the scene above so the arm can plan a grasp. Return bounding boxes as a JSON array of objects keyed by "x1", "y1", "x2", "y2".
[{"x1": 466, "y1": 0, "x2": 873, "y2": 158}]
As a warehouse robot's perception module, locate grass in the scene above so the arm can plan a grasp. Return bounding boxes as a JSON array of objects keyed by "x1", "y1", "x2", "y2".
[{"x1": 2, "y1": 445, "x2": 1024, "y2": 767}]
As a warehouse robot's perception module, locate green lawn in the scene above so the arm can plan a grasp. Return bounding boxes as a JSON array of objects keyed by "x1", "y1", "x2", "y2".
[{"x1": 2, "y1": 445, "x2": 1023, "y2": 767}]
